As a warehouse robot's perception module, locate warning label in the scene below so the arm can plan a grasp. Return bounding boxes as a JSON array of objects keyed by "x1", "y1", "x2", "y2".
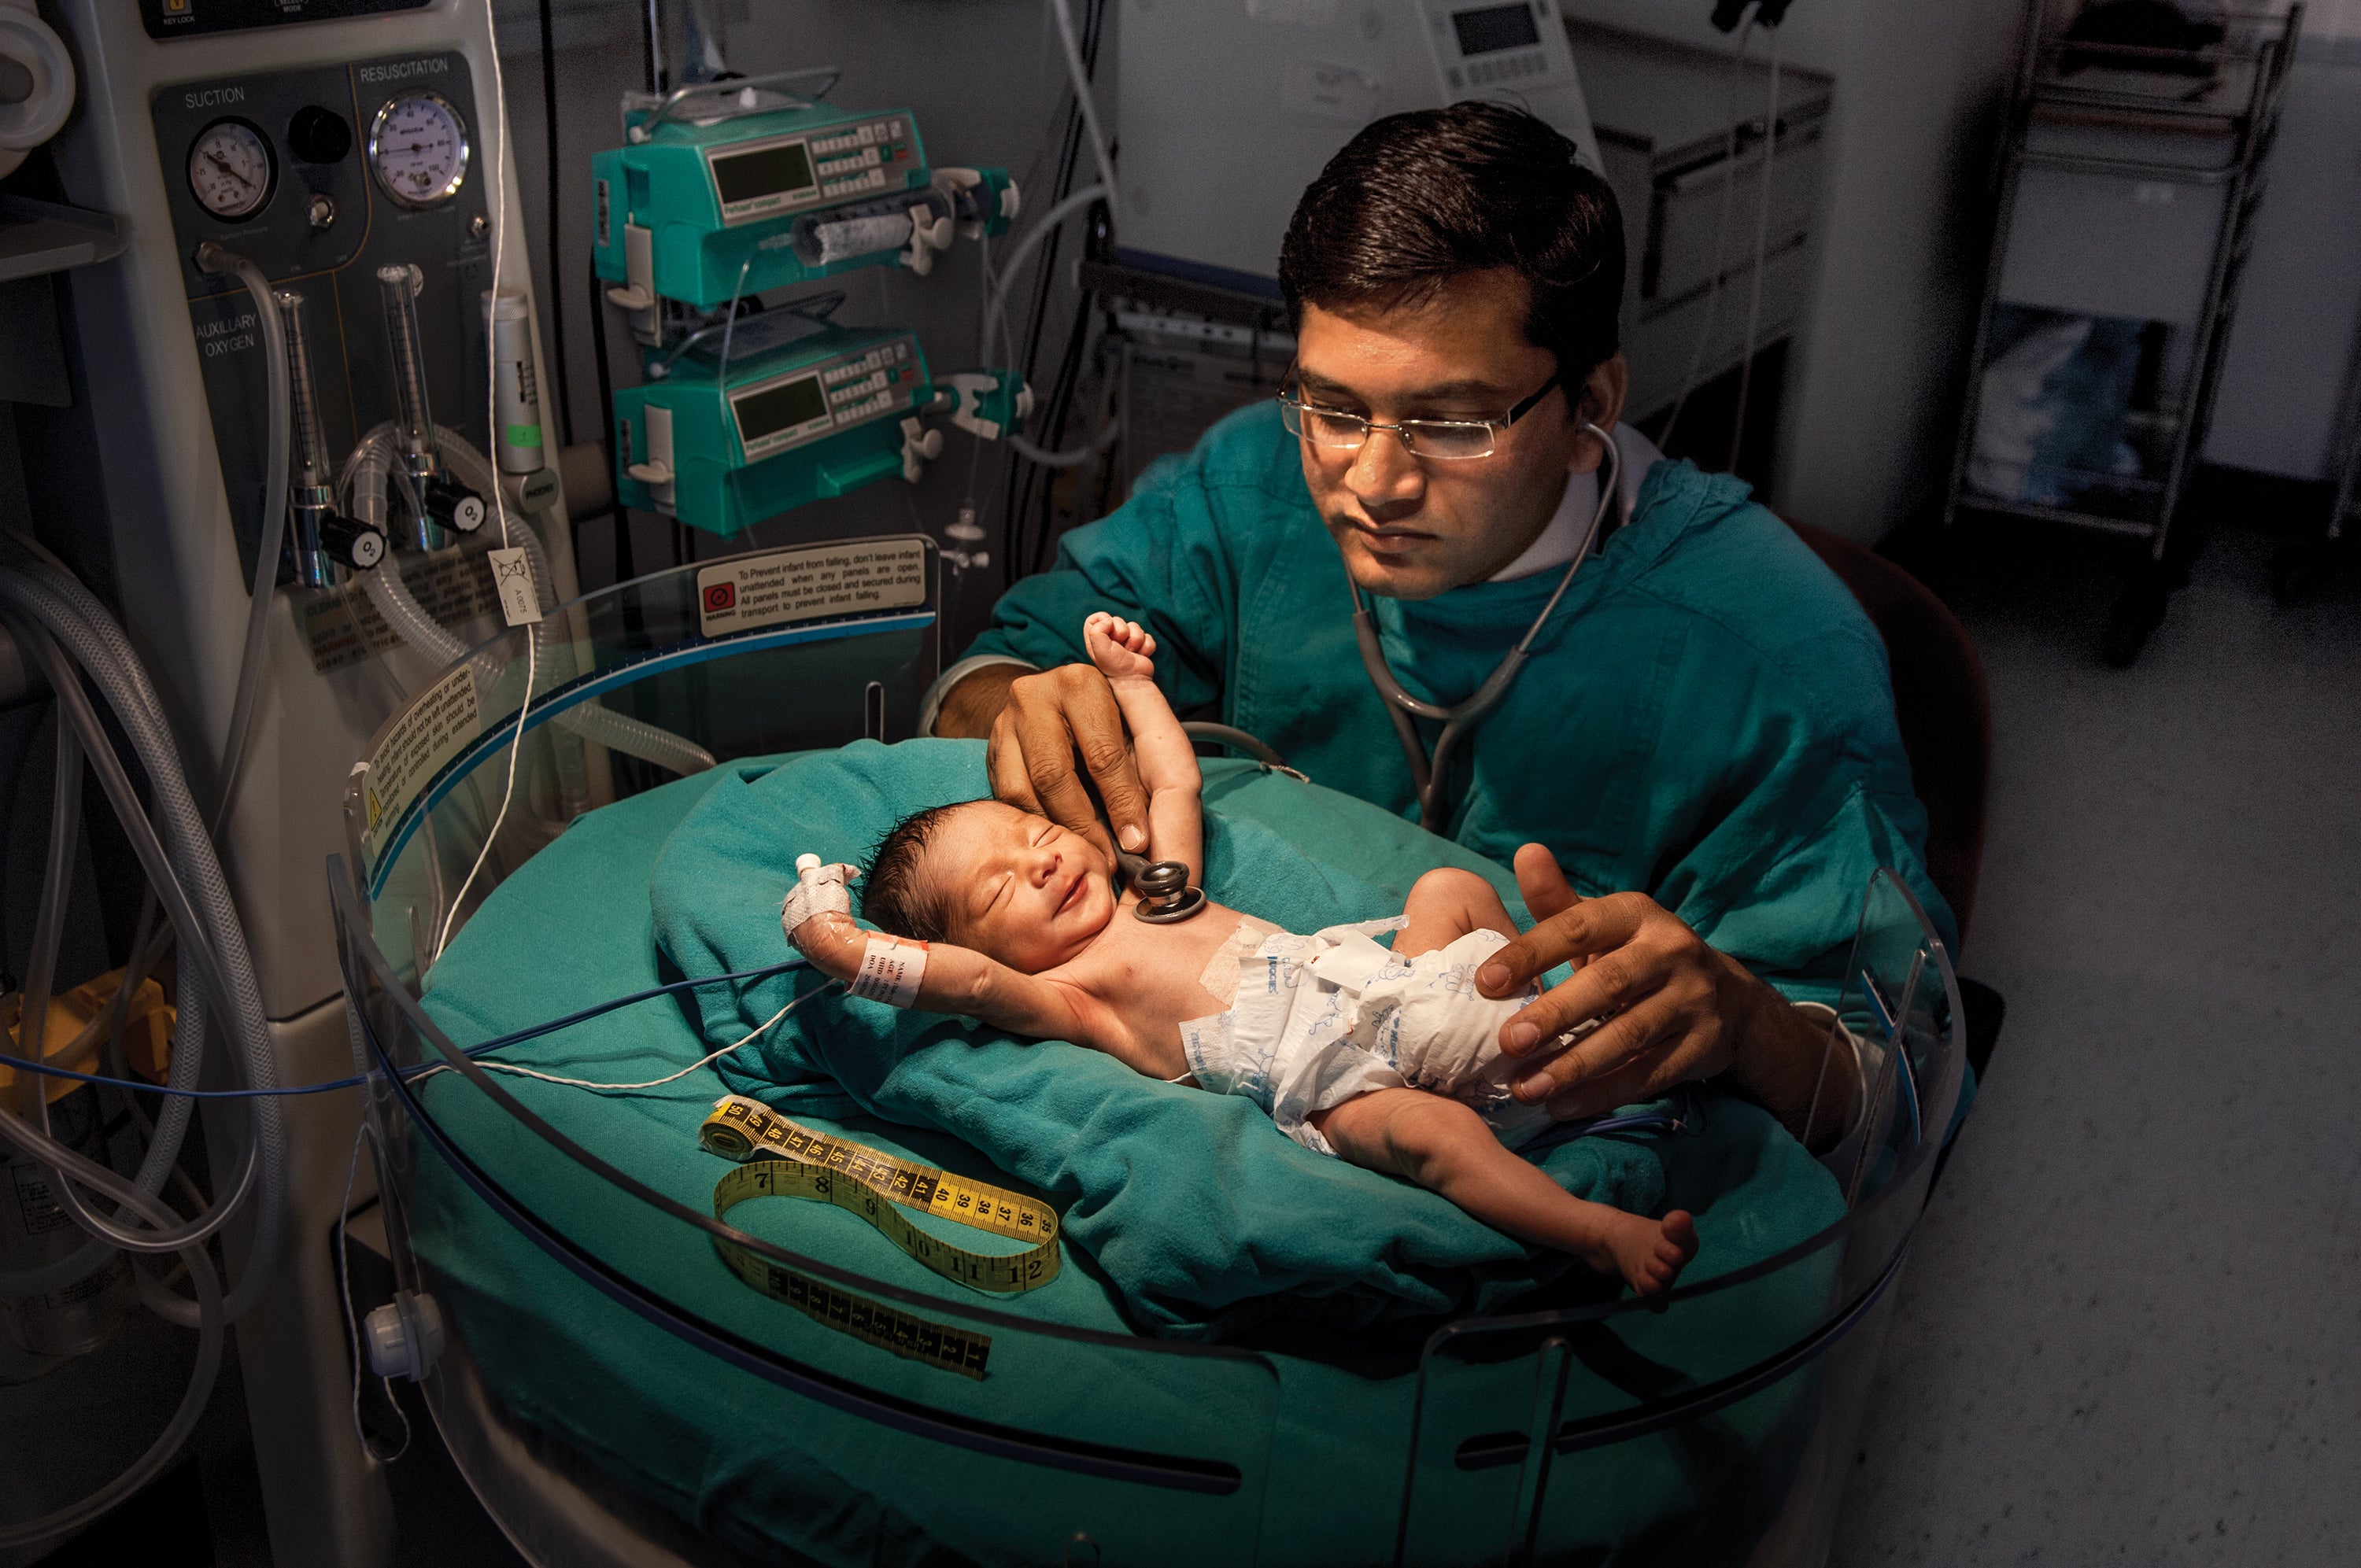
[
  {"x1": 299, "y1": 544, "x2": 507, "y2": 676},
  {"x1": 13, "y1": 1166, "x2": 68, "y2": 1236},
  {"x1": 696, "y1": 538, "x2": 928, "y2": 639},
  {"x1": 360, "y1": 664, "x2": 481, "y2": 861}
]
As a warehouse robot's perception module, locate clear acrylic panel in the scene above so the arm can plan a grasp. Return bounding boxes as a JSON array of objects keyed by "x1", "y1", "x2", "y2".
[
  {"x1": 331, "y1": 543, "x2": 1960, "y2": 1566},
  {"x1": 1393, "y1": 870, "x2": 1964, "y2": 1566}
]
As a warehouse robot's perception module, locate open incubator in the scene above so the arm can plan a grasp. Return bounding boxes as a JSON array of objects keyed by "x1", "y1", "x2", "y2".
[{"x1": 330, "y1": 544, "x2": 1964, "y2": 1567}]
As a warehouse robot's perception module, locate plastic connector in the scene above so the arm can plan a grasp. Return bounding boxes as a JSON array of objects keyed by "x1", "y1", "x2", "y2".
[
  {"x1": 942, "y1": 370, "x2": 1032, "y2": 442},
  {"x1": 363, "y1": 1289, "x2": 444, "y2": 1382}
]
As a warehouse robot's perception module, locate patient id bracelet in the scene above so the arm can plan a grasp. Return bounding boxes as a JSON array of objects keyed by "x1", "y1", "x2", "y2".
[{"x1": 852, "y1": 938, "x2": 927, "y2": 1008}]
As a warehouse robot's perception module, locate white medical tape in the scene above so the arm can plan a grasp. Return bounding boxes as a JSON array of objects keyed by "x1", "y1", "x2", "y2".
[
  {"x1": 850, "y1": 937, "x2": 926, "y2": 1008},
  {"x1": 780, "y1": 854, "x2": 855, "y2": 939},
  {"x1": 1195, "y1": 915, "x2": 1279, "y2": 1007}
]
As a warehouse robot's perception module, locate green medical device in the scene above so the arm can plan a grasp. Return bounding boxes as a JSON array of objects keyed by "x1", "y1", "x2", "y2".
[
  {"x1": 611, "y1": 312, "x2": 938, "y2": 538},
  {"x1": 593, "y1": 81, "x2": 1018, "y2": 327}
]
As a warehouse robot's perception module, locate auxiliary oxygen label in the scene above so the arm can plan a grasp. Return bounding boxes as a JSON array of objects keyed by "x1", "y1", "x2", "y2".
[
  {"x1": 694, "y1": 538, "x2": 927, "y2": 639},
  {"x1": 358, "y1": 664, "x2": 480, "y2": 861}
]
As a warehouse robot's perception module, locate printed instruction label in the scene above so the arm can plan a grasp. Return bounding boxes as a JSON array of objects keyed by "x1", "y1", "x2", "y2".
[
  {"x1": 694, "y1": 537, "x2": 927, "y2": 638},
  {"x1": 360, "y1": 664, "x2": 481, "y2": 858},
  {"x1": 298, "y1": 542, "x2": 504, "y2": 675}
]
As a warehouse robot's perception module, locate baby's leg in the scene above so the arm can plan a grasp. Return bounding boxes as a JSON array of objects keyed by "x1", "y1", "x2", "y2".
[
  {"x1": 1314, "y1": 1089, "x2": 1698, "y2": 1296},
  {"x1": 1398, "y1": 867, "x2": 1518, "y2": 959}
]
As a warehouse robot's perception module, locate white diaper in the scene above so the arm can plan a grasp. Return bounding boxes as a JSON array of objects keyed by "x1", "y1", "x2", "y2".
[{"x1": 1179, "y1": 923, "x2": 1575, "y2": 1156}]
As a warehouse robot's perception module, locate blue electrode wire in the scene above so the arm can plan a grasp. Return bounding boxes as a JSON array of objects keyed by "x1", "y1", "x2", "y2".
[
  {"x1": 0, "y1": 958, "x2": 814, "y2": 1100},
  {"x1": 11, "y1": 954, "x2": 1708, "y2": 1149}
]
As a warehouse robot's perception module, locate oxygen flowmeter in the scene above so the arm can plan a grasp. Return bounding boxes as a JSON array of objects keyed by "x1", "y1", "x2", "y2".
[{"x1": 593, "y1": 73, "x2": 1018, "y2": 341}]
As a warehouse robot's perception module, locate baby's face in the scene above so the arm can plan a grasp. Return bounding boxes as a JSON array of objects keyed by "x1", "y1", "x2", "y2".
[{"x1": 928, "y1": 801, "x2": 1116, "y2": 972}]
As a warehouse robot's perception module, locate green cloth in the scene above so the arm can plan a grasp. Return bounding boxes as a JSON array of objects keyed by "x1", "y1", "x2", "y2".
[
  {"x1": 652, "y1": 739, "x2": 1820, "y2": 1339},
  {"x1": 416, "y1": 758, "x2": 1849, "y2": 1566},
  {"x1": 964, "y1": 403, "x2": 1956, "y2": 1006}
]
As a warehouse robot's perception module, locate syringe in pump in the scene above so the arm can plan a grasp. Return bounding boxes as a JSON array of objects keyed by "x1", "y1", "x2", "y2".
[
  {"x1": 275, "y1": 290, "x2": 386, "y2": 585},
  {"x1": 375, "y1": 264, "x2": 486, "y2": 550}
]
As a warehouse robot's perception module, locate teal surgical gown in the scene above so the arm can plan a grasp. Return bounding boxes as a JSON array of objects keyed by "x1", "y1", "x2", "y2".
[{"x1": 961, "y1": 403, "x2": 1956, "y2": 1000}]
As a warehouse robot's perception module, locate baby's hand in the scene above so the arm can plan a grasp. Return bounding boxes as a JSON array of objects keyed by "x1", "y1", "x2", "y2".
[{"x1": 1083, "y1": 611, "x2": 1157, "y2": 681}]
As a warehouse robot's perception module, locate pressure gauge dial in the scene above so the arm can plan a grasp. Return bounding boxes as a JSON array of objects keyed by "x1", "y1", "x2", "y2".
[
  {"x1": 367, "y1": 93, "x2": 470, "y2": 209},
  {"x1": 187, "y1": 120, "x2": 275, "y2": 222}
]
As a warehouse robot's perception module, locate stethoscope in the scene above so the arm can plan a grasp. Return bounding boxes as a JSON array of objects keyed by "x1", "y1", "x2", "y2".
[
  {"x1": 1115, "y1": 850, "x2": 1206, "y2": 924},
  {"x1": 1353, "y1": 423, "x2": 1620, "y2": 832}
]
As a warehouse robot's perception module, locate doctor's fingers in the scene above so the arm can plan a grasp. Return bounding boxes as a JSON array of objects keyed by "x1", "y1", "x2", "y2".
[
  {"x1": 1539, "y1": 1014, "x2": 1727, "y2": 1122},
  {"x1": 1513, "y1": 843, "x2": 1581, "y2": 922},
  {"x1": 1007, "y1": 667, "x2": 1149, "y2": 856},
  {"x1": 1476, "y1": 892, "x2": 1653, "y2": 1000},
  {"x1": 1497, "y1": 938, "x2": 1708, "y2": 1078},
  {"x1": 1509, "y1": 974, "x2": 1738, "y2": 1112},
  {"x1": 986, "y1": 709, "x2": 1045, "y2": 816}
]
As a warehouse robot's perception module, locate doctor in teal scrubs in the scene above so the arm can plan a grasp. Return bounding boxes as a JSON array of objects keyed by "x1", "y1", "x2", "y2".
[{"x1": 925, "y1": 102, "x2": 1951, "y2": 1146}]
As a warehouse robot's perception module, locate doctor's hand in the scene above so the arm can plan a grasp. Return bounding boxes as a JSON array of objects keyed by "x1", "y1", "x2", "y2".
[
  {"x1": 1477, "y1": 845, "x2": 1820, "y2": 1131},
  {"x1": 984, "y1": 664, "x2": 1151, "y2": 865}
]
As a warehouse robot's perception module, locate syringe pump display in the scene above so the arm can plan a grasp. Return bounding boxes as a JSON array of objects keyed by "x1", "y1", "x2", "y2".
[{"x1": 612, "y1": 312, "x2": 937, "y2": 537}]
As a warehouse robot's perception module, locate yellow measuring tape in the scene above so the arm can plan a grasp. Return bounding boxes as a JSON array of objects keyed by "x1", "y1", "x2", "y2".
[{"x1": 696, "y1": 1096, "x2": 1063, "y2": 1380}]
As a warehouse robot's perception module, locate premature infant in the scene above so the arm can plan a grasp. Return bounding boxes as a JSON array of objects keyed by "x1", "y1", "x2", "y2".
[{"x1": 785, "y1": 613, "x2": 1698, "y2": 1295}]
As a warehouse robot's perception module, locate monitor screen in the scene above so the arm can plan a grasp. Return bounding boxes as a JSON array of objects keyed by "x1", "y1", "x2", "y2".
[
  {"x1": 1452, "y1": 2, "x2": 1541, "y2": 57},
  {"x1": 733, "y1": 374, "x2": 828, "y2": 444},
  {"x1": 711, "y1": 142, "x2": 815, "y2": 206}
]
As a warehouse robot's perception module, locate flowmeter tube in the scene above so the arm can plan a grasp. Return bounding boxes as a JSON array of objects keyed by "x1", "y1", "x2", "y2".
[
  {"x1": 276, "y1": 290, "x2": 382, "y2": 585},
  {"x1": 375, "y1": 264, "x2": 483, "y2": 548}
]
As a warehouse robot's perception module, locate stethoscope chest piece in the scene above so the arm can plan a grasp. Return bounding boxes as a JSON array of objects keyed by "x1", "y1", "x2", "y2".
[{"x1": 1117, "y1": 852, "x2": 1208, "y2": 924}]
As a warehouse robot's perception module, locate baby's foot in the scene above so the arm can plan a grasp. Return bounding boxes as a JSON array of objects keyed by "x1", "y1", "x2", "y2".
[
  {"x1": 1084, "y1": 611, "x2": 1158, "y2": 681},
  {"x1": 1595, "y1": 1208, "x2": 1698, "y2": 1298}
]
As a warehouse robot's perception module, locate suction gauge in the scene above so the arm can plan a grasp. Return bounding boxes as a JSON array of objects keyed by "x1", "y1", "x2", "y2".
[
  {"x1": 187, "y1": 120, "x2": 275, "y2": 222},
  {"x1": 368, "y1": 92, "x2": 470, "y2": 208}
]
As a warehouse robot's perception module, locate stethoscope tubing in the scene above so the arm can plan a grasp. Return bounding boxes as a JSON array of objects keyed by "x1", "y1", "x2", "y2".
[{"x1": 1352, "y1": 422, "x2": 1622, "y2": 831}]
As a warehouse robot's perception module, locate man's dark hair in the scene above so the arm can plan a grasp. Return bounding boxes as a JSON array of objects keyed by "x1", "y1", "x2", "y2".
[
  {"x1": 1278, "y1": 101, "x2": 1624, "y2": 385},
  {"x1": 859, "y1": 802, "x2": 970, "y2": 943}
]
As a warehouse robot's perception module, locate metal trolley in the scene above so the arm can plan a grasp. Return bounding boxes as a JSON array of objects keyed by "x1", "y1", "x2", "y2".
[
  {"x1": 2274, "y1": 316, "x2": 2360, "y2": 603},
  {"x1": 1944, "y1": 2, "x2": 2298, "y2": 666},
  {"x1": 328, "y1": 548, "x2": 1968, "y2": 1565}
]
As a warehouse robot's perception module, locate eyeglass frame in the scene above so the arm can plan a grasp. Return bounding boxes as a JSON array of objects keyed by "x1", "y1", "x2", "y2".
[{"x1": 1276, "y1": 367, "x2": 1565, "y2": 461}]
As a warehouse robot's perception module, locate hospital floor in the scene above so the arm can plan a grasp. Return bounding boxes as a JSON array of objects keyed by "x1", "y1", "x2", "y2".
[{"x1": 1832, "y1": 510, "x2": 2361, "y2": 1566}]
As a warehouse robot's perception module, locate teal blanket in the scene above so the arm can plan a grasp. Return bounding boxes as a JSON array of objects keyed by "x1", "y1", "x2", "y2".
[{"x1": 647, "y1": 740, "x2": 1830, "y2": 1339}]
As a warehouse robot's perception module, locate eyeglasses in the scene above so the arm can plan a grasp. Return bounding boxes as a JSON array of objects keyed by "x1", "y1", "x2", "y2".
[{"x1": 1277, "y1": 370, "x2": 1561, "y2": 461}]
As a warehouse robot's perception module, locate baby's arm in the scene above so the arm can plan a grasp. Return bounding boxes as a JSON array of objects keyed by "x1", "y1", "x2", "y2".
[
  {"x1": 1083, "y1": 613, "x2": 1203, "y2": 880},
  {"x1": 1314, "y1": 1089, "x2": 1698, "y2": 1297},
  {"x1": 785, "y1": 909, "x2": 1146, "y2": 1064}
]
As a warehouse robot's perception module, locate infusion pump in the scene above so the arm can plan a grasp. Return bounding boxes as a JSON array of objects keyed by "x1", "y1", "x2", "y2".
[{"x1": 1115, "y1": 0, "x2": 1602, "y2": 290}]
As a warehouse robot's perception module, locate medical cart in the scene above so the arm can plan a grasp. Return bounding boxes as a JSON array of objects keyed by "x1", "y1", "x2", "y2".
[
  {"x1": 2274, "y1": 309, "x2": 2360, "y2": 603},
  {"x1": 1943, "y1": 1, "x2": 2296, "y2": 666}
]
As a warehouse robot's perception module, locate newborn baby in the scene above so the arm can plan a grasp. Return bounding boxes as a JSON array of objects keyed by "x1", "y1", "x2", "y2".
[{"x1": 784, "y1": 613, "x2": 1698, "y2": 1295}]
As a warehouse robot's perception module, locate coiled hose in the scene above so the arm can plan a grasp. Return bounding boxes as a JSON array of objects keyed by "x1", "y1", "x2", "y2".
[
  {"x1": 342, "y1": 426, "x2": 714, "y2": 777},
  {"x1": 0, "y1": 561, "x2": 286, "y2": 1316},
  {"x1": 0, "y1": 556, "x2": 278, "y2": 1551}
]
